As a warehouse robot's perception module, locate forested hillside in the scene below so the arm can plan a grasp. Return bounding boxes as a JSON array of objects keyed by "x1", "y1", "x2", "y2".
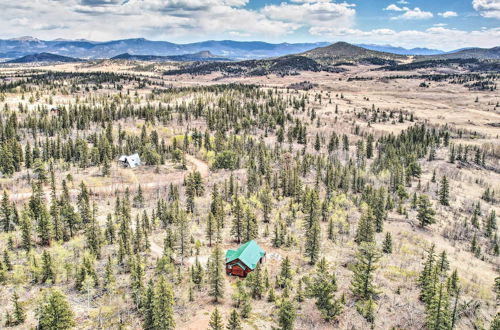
[{"x1": 0, "y1": 65, "x2": 498, "y2": 329}]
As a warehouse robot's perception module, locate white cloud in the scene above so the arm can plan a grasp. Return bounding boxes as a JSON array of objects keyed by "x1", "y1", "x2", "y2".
[
  {"x1": 438, "y1": 11, "x2": 458, "y2": 18},
  {"x1": 472, "y1": 0, "x2": 500, "y2": 19},
  {"x1": 397, "y1": 0, "x2": 409, "y2": 4},
  {"x1": 261, "y1": 1, "x2": 355, "y2": 27},
  {"x1": 384, "y1": 4, "x2": 406, "y2": 11},
  {"x1": 391, "y1": 7, "x2": 433, "y2": 20},
  {"x1": 0, "y1": 0, "x2": 359, "y2": 41},
  {"x1": 309, "y1": 26, "x2": 500, "y2": 51}
]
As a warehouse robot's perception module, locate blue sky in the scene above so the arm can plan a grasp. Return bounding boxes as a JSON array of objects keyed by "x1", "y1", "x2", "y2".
[{"x1": 1, "y1": 0, "x2": 499, "y2": 50}]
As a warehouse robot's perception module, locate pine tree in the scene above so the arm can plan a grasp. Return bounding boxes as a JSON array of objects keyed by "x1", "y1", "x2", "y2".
[
  {"x1": 152, "y1": 276, "x2": 175, "y2": 330},
  {"x1": 3, "y1": 249, "x2": 12, "y2": 271},
  {"x1": 382, "y1": 232, "x2": 393, "y2": 254},
  {"x1": 209, "y1": 307, "x2": 224, "y2": 330},
  {"x1": 242, "y1": 206, "x2": 258, "y2": 243},
  {"x1": 355, "y1": 205, "x2": 375, "y2": 244},
  {"x1": 278, "y1": 256, "x2": 293, "y2": 288},
  {"x1": 231, "y1": 195, "x2": 243, "y2": 243},
  {"x1": 419, "y1": 245, "x2": 436, "y2": 295},
  {"x1": 486, "y1": 210, "x2": 497, "y2": 238},
  {"x1": 278, "y1": 298, "x2": 296, "y2": 330},
  {"x1": 103, "y1": 255, "x2": 115, "y2": 291},
  {"x1": 143, "y1": 280, "x2": 155, "y2": 330},
  {"x1": 209, "y1": 245, "x2": 225, "y2": 302},
  {"x1": 30, "y1": 183, "x2": 52, "y2": 246},
  {"x1": 11, "y1": 291, "x2": 26, "y2": 325},
  {"x1": 426, "y1": 282, "x2": 451, "y2": 330},
  {"x1": 207, "y1": 212, "x2": 215, "y2": 246},
  {"x1": 105, "y1": 214, "x2": 115, "y2": 244},
  {"x1": 226, "y1": 309, "x2": 242, "y2": 330},
  {"x1": 240, "y1": 292, "x2": 251, "y2": 318},
  {"x1": 86, "y1": 206, "x2": 102, "y2": 258},
  {"x1": 309, "y1": 257, "x2": 342, "y2": 321},
  {"x1": 176, "y1": 210, "x2": 190, "y2": 264},
  {"x1": 305, "y1": 220, "x2": 321, "y2": 265},
  {"x1": 417, "y1": 195, "x2": 436, "y2": 228},
  {"x1": 350, "y1": 242, "x2": 381, "y2": 300},
  {"x1": 373, "y1": 190, "x2": 386, "y2": 233},
  {"x1": 439, "y1": 176, "x2": 450, "y2": 206},
  {"x1": 248, "y1": 264, "x2": 264, "y2": 299},
  {"x1": 1, "y1": 191, "x2": 12, "y2": 232},
  {"x1": 20, "y1": 209, "x2": 33, "y2": 251},
  {"x1": 130, "y1": 256, "x2": 145, "y2": 309},
  {"x1": 358, "y1": 297, "x2": 377, "y2": 326},
  {"x1": 37, "y1": 289, "x2": 75, "y2": 330},
  {"x1": 314, "y1": 133, "x2": 321, "y2": 151},
  {"x1": 41, "y1": 250, "x2": 56, "y2": 284},
  {"x1": 259, "y1": 185, "x2": 272, "y2": 223}
]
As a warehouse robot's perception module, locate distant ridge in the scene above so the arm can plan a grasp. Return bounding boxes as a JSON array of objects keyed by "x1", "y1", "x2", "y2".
[
  {"x1": 5, "y1": 52, "x2": 83, "y2": 64},
  {"x1": 0, "y1": 37, "x2": 330, "y2": 60},
  {"x1": 419, "y1": 46, "x2": 500, "y2": 60},
  {"x1": 111, "y1": 51, "x2": 231, "y2": 62},
  {"x1": 356, "y1": 44, "x2": 444, "y2": 55}
]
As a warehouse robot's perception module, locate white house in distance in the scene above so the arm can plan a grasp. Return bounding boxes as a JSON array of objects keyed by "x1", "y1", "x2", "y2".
[{"x1": 119, "y1": 153, "x2": 141, "y2": 168}]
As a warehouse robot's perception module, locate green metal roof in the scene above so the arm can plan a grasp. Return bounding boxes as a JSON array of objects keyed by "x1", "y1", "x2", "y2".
[{"x1": 225, "y1": 240, "x2": 265, "y2": 270}]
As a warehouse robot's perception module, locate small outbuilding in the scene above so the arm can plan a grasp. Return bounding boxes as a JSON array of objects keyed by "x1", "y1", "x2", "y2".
[
  {"x1": 225, "y1": 240, "x2": 266, "y2": 277},
  {"x1": 119, "y1": 153, "x2": 141, "y2": 168}
]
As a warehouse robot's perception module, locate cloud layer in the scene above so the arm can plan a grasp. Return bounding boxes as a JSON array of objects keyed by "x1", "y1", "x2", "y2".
[
  {"x1": 473, "y1": 0, "x2": 500, "y2": 19},
  {"x1": 0, "y1": 0, "x2": 498, "y2": 50}
]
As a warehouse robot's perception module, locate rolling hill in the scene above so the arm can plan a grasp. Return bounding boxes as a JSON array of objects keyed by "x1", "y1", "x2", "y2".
[
  {"x1": 5, "y1": 52, "x2": 83, "y2": 64},
  {"x1": 301, "y1": 42, "x2": 407, "y2": 65}
]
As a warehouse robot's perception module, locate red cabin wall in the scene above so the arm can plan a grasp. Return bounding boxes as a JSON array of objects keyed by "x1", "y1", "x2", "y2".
[{"x1": 226, "y1": 259, "x2": 251, "y2": 277}]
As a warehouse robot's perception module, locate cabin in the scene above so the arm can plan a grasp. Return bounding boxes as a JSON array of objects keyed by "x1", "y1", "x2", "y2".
[
  {"x1": 119, "y1": 153, "x2": 141, "y2": 168},
  {"x1": 225, "y1": 240, "x2": 265, "y2": 277}
]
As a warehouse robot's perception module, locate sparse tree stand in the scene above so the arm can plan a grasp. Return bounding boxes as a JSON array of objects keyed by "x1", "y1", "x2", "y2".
[{"x1": 37, "y1": 289, "x2": 75, "y2": 330}]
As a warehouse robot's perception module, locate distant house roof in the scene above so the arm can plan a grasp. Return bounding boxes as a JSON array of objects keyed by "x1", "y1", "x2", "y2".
[
  {"x1": 119, "y1": 153, "x2": 141, "y2": 168},
  {"x1": 225, "y1": 240, "x2": 265, "y2": 270}
]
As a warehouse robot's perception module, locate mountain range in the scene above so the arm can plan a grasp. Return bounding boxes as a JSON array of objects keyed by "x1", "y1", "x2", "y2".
[
  {"x1": 0, "y1": 37, "x2": 330, "y2": 60},
  {"x1": 2, "y1": 40, "x2": 499, "y2": 74},
  {"x1": 0, "y1": 36, "x2": 461, "y2": 60}
]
